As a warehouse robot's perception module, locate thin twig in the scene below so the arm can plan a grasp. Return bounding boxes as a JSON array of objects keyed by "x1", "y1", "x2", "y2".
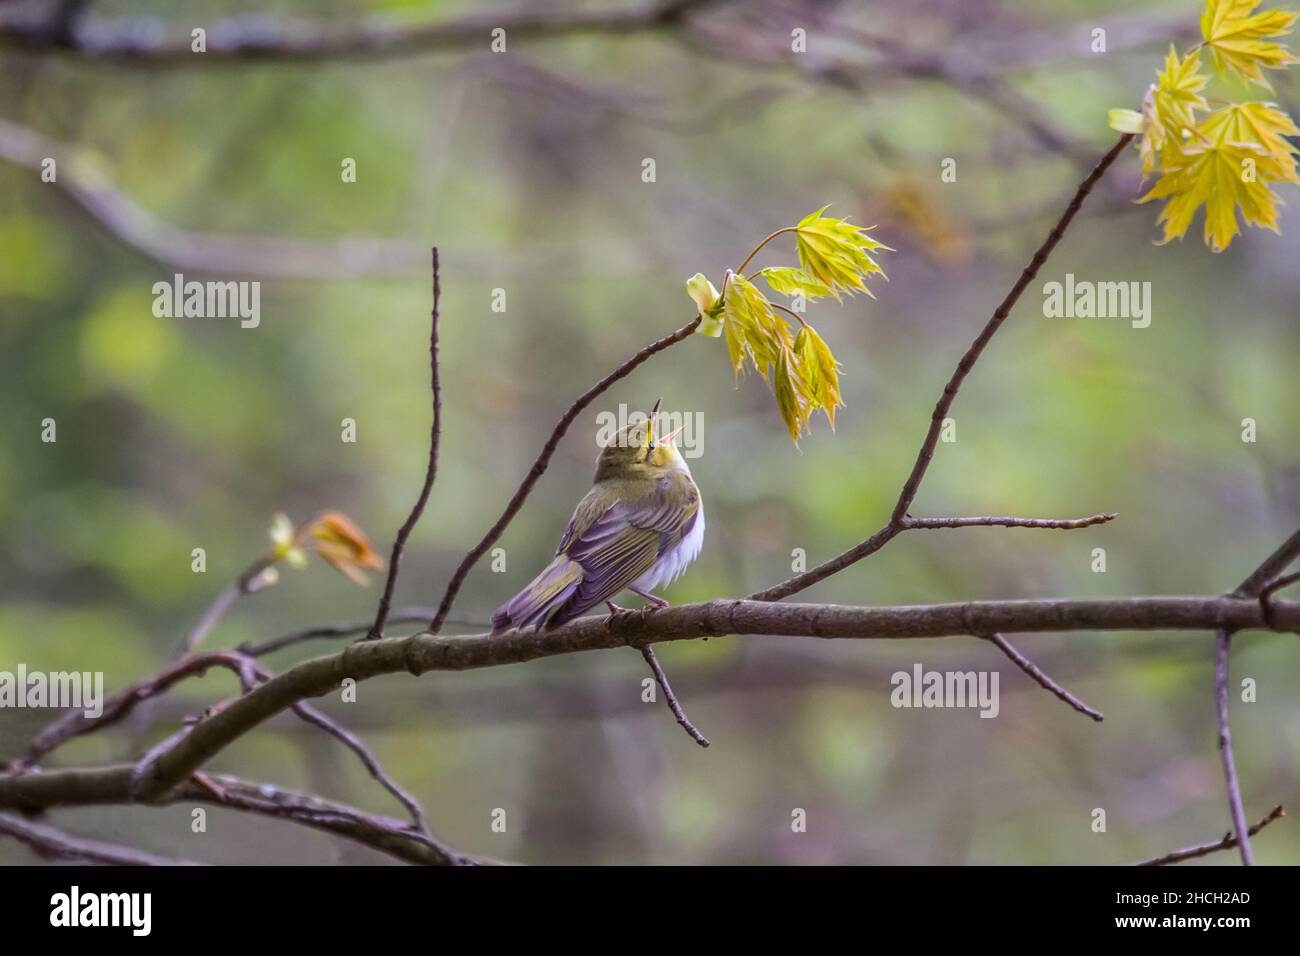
[
  {"x1": 640, "y1": 646, "x2": 710, "y2": 747},
  {"x1": 1134, "y1": 804, "x2": 1284, "y2": 866},
  {"x1": 984, "y1": 633, "x2": 1103, "y2": 722},
  {"x1": 750, "y1": 134, "x2": 1134, "y2": 603},
  {"x1": 1234, "y1": 527, "x2": 1300, "y2": 598},
  {"x1": 368, "y1": 248, "x2": 442, "y2": 640},
  {"x1": 174, "y1": 555, "x2": 275, "y2": 659},
  {"x1": 1214, "y1": 628, "x2": 1253, "y2": 864},
  {"x1": 1207, "y1": 529, "x2": 1300, "y2": 865},
  {"x1": 905, "y1": 513, "x2": 1116, "y2": 530},
  {"x1": 238, "y1": 607, "x2": 439, "y2": 657},
  {"x1": 428, "y1": 315, "x2": 702, "y2": 632},
  {"x1": 0, "y1": 811, "x2": 203, "y2": 866}
]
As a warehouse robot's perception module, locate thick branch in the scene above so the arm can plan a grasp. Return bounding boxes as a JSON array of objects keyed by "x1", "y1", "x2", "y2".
[
  {"x1": 428, "y1": 314, "x2": 702, "y2": 631},
  {"x1": 12, "y1": 649, "x2": 429, "y2": 834},
  {"x1": 120, "y1": 594, "x2": 1299, "y2": 801},
  {"x1": 751, "y1": 134, "x2": 1134, "y2": 603},
  {"x1": 0, "y1": 766, "x2": 478, "y2": 866},
  {"x1": 0, "y1": 0, "x2": 716, "y2": 64}
]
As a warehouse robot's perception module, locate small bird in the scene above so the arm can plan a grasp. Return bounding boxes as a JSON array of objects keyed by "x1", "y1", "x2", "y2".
[{"x1": 491, "y1": 399, "x2": 704, "y2": 633}]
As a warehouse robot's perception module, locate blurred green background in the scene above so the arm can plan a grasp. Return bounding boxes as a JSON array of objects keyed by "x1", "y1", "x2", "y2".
[{"x1": 2, "y1": 0, "x2": 1299, "y2": 865}]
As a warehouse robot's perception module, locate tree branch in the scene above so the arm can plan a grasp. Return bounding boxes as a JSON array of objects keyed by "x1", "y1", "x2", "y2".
[
  {"x1": 640, "y1": 646, "x2": 710, "y2": 747},
  {"x1": 984, "y1": 633, "x2": 1103, "y2": 722},
  {"x1": 238, "y1": 607, "x2": 439, "y2": 657},
  {"x1": 10, "y1": 648, "x2": 430, "y2": 835},
  {"x1": 0, "y1": 811, "x2": 203, "y2": 866},
  {"x1": 904, "y1": 512, "x2": 1116, "y2": 531},
  {"x1": 367, "y1": 248, "x2": 442, "y2": 640},
  {"x1": 1134, "y1": 805, "x2": 1285, "y2": 867},
  {"x1": 1208, "y1": 529, "x2": 1300, "y2": 865},
  {"x1": 0, "y1": 0, "x2": 719, "y2": 64},
  {"x1": 1214, "y1": 628, "x2": 1253, "y2": 865},
  {"x1": 0, "y1": 766, "x2": 479, "y2": 866},
  {"x1": 1233, "y1": 527, "x2": 1300, "y2": 598},
  {"x1": 427, "y1": 314, "x2": 702, "y2": 632},
  {"x1": 751, "y1": 134, "x2": 1134, "y2": 603},
  {"x1": 115, "y1": 593, "x2": 1299, "y2": 802}
]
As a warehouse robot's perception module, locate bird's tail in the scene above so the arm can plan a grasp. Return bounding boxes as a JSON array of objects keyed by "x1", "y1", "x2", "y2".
[{"x1": 490, "y1": 555, "x2": 584, "y2": 635}]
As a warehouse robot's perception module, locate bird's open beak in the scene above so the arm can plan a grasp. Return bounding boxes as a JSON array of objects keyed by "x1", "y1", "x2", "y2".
[
  {"x1": 658, "y1": 424, "x2": 686, "y2": 448},
  {"x1": 647, "y1": 397, "x2": 663, "y2": 450}
]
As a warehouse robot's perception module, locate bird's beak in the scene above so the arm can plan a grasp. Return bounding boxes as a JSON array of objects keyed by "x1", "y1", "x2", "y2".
[
  {"x1": 647, "y1": 397, "x2": 663, "y2": 450},
  {"x1": 658, "y1": 424, "x2": 686, "y2": 448}
]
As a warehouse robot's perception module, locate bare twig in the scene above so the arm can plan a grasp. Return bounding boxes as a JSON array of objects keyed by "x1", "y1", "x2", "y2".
[
  {"x1": 1134, "y1": 805, "x2": 1284, "y2": 866},
  {"x1": 428, "y1": 314, "x2": 702, "y2": 632},
  {"x1": 117, "y1": 593, "x2": 1300, "y2": 802},
  {"x1": 904, "y1": 513, "x2": 1116, "y2": 531},
  {"x1": 0, "y1": 811, "x2": 203, "y2": 866},
  {"x1": 984, "y1": 633, "x2": 1103, "y2": 722},
  {"x1": 174, "y1": 556, "x2": 275, "y2": 658},
  {"x1": 1233, "y1": 527, "x2": 1300, "y2": 598},
  {"x1": 238, "y1": 607, "x2": 439, "y2": 657},
  {"x1": 751, "y1": 134, "x2": 1134, "y2": 603},
  {"x1": 640, "y1": 646, "x2": 710, "y2": 747},
  {"x1": 1207, "y1": 528, "x2": 1300, "y2": 865},
  {"x1": 1214, "y1": 628, "x2": 1253, "y2": 865},
  {"x1": 368, "y1": 249, "x2": 442, "y2": 640}
]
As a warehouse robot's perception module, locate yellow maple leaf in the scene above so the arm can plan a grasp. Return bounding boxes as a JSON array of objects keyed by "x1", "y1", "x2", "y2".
[
  {"x1": 1139, "y1": 139, "x2": 1281, "y2": 251},
  {"x1": 1200, "y1": 0, "x2": 1300, "y2": 86},
  {"x1": 1136, "y1": 46, "x2": 1210, "y2": 177},
  {"x1": 1198, "y1": 101, "x2": 1300, "y2": 181}
]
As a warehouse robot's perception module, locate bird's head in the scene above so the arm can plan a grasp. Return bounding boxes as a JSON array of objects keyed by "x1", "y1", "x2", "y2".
[{"x1": 594, "y1": 398, "x2": 689, "y2": 483}]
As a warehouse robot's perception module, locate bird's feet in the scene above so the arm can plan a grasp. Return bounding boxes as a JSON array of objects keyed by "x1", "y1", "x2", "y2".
[
  {"x1": 605, "y1": 593, "x2": 668, "y2": 625},
  {"x1": 630, "y1": 587, "x2": 669, "y2": 610}
]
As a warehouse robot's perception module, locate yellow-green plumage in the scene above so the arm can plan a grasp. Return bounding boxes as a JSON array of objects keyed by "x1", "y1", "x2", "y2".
[{"x1": 491, "y1": 413, "x2": 703, "y2": 633}]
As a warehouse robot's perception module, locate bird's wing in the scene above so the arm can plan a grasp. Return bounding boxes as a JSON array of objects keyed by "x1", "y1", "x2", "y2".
[{"x1": 550, "y1": 484, "x2": 698, "y2": 624}]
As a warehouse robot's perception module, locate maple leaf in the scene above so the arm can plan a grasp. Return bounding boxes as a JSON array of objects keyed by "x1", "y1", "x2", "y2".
[
  {"x1": 795, "y1": 324, "x2": 844, "y2": 430},
  {"x1": 1200, "y1": 0, "x2": 1300, "y2": 86},
  {"x1": 758, "y1": 266, "x2": 833, "y2": 301},
  {"x1": 1198, "y1": 101, "x2": 1300, "y2": 181},
  {"x1": 1134, "y1": 46, "x2": 1211, "y2": 178},
  {"x1": 794, "y1": 207, "x2": 890, "y2": 300},
  {"x1": 1139, "y1": 139, "x2": 1281, "y2": 251}
]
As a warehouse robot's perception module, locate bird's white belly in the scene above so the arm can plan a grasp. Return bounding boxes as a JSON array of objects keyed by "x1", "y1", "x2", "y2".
[{"x1": 632, "y1": 504, "x2": 705, "y2": 593}]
